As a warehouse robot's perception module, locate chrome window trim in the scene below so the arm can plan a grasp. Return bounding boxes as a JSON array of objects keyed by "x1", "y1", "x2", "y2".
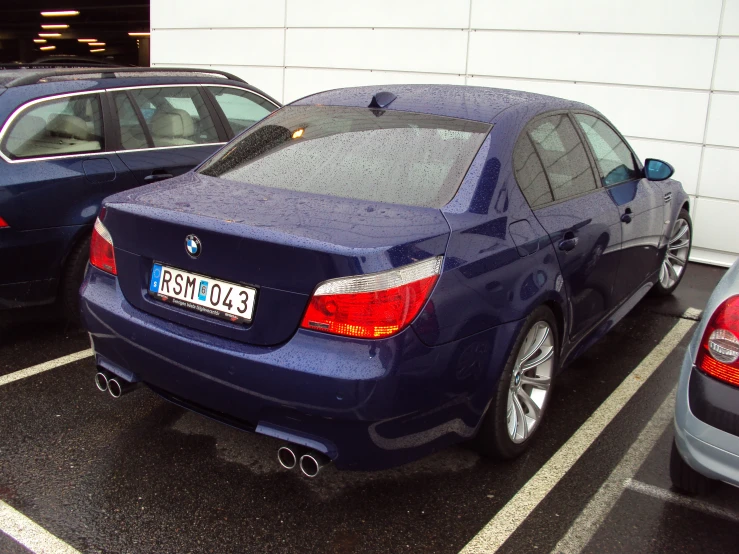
[{"x1": 0, "y1": 83, "x2": 276, "y2": 164}]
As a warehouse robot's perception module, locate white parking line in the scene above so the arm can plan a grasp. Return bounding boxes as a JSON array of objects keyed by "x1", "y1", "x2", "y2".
[
  {"x1": 624, "y1": 479, "x2": 739, "y2": 523},
  {"x1": 0, "y1": 350, "x2": 92, "y2": 388},
  {"x1": 552, "y1": 384, "x2": 677, "y2": 553},
  {"x1": 459, "y1": 314, "x2": 696, "y2": 554},
  {"x1": 0, "y1": 500, "x2": 80, "y2": 554}
]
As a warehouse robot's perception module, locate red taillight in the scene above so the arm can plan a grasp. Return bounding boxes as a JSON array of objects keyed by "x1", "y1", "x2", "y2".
[
  {"x1": 300, "y1": 257, "x2": 442, "y2": 339},
  {"x1": 696, "y1": 295, "x2": 739, "y2": 387},
  {"x1": 0, "y1": 216, "x2": 8, "y2": 228},
  {"x1": 90, "y1": 217, "x2": 117, "y2": 275}
]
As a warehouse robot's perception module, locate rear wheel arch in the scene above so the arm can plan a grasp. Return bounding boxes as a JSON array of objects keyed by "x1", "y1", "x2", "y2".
[{"x1": 542, "y1": 300, "x2": 565, "y2": 350}]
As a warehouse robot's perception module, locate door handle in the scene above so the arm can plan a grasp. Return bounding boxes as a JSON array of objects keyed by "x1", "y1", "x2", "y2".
[
  {"x1": 144, "y1": 172, "x2": 174, "y2": 183},
  {"x1": 558, "y1": 231, "x2": 579, "y2": 252},
  {"x1": 621, "y1": 207, "x2": 633, "y2": 224}
]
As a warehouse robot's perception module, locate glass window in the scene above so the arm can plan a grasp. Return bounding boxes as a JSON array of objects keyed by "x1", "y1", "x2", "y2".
[
  {"x1": 128, "y1": 87, "x2": 219, "y2": 148},
  {"x1": 3, "y1": 94, "x2": 104, "y2": 159},
  {"x1": 514, "y1": 135, "x2": 553, "y2": 209},
  {"x1": 199, "y1": 106, "x2": 491, "y2": 209},
  {"x1": 113, "y1": 93, "x2": 148, "y2": 150},
  {"x1": 526, "y1": 114, "x2": 597, "y2": 202},
  {"x1": 208, "y1": 86, "x2": 277, "y2": 135},
  {"x1": 575, "y1": 113, "x2": 640, "y2": 186}
]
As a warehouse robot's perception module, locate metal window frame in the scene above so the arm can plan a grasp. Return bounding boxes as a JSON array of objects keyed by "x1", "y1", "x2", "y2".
[{"x1": 0, "y1": 84, "x2": 278, "y2": 164}]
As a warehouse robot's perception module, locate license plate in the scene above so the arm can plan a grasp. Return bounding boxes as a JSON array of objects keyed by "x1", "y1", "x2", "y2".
[{"x1": 148, "y1": 263, "x2": 256, "y2": 324}]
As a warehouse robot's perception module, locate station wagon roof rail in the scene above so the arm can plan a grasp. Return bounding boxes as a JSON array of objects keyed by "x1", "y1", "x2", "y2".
[{"x1": 0, "y1": 67, "x2": 246, "y2": 88}]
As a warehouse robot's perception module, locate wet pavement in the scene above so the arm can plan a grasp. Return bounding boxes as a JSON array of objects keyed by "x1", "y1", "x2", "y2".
[{"x1": 0, "y1": 262, "x2": 736, "y2": 554}]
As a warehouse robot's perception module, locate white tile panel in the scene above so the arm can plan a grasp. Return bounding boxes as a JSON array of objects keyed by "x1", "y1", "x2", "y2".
[
  {"x1": 713, "y1": 38, "x2": 739, "y2": 91},
  {"x1": 691, "y1": 247, "x2": 738, "y2": 267},
  {"x1": 470, "y1": 0, "x2": 723, "y2": 36},
  {"x1": 692, "y1": 198, "x2": 739, "y2": 254},
  {"x1": 151, "y1": 0, "x2": 285, "y2": 29},
  {"x1": 285, "y1": 0, "x2": 470, "y2": 28},
  {"x1": 151, "y1": 29, "x2": 284, "y2": 67},
  {"x1": 466, "y1": 76, "x2": 710, "y2": 143},
  {"x1": 722, "y1": 0, "x2": 739, "y2": 35},
  {"x1": 285, "y1": 28, "x2": 468, "y2": 74},
  {"x1": 153, "y1": 63, "x2": 285, "y2": 102},
  {"x1": 626, "y1": 138, "x2": 702, "y2": 195},
  {"x1": 699, "y1": 147, "x2": 739, "y2": 202},
  {"x1": 283, "y1": 67, "x2": 465, "y2": 104},
  {"x1": 467, "y1": 31, "x2": 715, "y2": 90},
  {"x1": 705, "y1": 93, "x2": 739, "y2": 148}
]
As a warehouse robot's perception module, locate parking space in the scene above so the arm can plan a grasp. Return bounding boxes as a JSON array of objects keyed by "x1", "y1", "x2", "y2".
[{"x1": 0, "y1": 263, "x2": 735, "y2": 554}]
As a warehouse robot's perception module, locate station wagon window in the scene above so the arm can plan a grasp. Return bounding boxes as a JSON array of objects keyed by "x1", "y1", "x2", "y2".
[
  {"x1": 516, "y1": 114, "x2": 597, "y2": 208},
  {"x1": 113, "y1": 93, "x2": 148, "y2": 150},
  {"x1": 575, "y1": 114, "x2": 640, "y2": 186},
  {"x1": 198, "y1": 106, "x2": 491, "y2": 209},
  {"x1": 207, "y1": 86, "x2": 277, "y2": 135},
  {"x1": 2, "y1": 94, "x2": 104, "y2": 160},
  {"x1": 126, "y1": 87, "x2": 219, "y2": 148}
]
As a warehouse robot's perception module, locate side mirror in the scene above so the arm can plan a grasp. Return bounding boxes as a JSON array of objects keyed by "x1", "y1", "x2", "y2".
[{"x1": 644, "y1": 158, "x2": 674, "y2": 181}]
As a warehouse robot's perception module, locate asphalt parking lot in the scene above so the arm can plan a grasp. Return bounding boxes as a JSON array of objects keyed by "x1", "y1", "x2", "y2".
[{"x1": 1, "y1": 263, "x2": 737, "y2": 554}]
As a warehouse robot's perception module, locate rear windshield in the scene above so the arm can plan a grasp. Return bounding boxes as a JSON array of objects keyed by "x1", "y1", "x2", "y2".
[{"x1": 198, "y1": 106, "x2": 491, "y2": 208}]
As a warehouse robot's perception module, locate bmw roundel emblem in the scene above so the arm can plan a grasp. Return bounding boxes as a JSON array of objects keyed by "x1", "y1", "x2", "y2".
[{"x1": 185, "y1": 234, "x2": 201, "y2": 258}]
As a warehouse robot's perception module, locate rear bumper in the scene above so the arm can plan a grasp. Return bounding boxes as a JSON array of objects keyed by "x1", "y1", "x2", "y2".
[
  {"x1": 674, "y1": 346, "x2": 739, "y2": 487},
  {"x1": 81, "y1": 266, "x2": 521, "y2": 470}
]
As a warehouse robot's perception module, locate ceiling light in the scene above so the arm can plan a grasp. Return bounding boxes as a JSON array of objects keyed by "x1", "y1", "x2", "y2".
[
  {"x1": 89, "y1": 48, "x2": 105, "y2": 53},
  {"x1": 41, "y1": 10, "x2": 80, "y2": 17},
  {"x1": 39, "y1": 45, "x2": 56, "y2": 51},
  {"x1": 33, "y1": 39, "x2": 47, "y2": 43},
  {"x1": 128, "y1": 32, "x2": 150, "y2": 36},
  {"x1": 39, "y1": 33, "x2": 62, "y2": 38},
  {"x1": 89, "y1": 42, "x2": 105, "y2": 46},
  {"x1": 41, "y1": 24, "x2": 69, "y2": 29},
  {"x1": 77, "y1": 38, "x2": 96, "y2": 42}
]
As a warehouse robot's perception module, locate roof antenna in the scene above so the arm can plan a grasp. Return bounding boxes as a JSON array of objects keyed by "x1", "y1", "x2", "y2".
[{"x1": 368, "y1": 91, "x2": 397, "y2": 109}]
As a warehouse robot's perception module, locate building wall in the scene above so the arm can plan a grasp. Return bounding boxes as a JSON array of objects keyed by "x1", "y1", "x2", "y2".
[{"x1": 151, "y1": 0, "x2": 739, "y2": 266}]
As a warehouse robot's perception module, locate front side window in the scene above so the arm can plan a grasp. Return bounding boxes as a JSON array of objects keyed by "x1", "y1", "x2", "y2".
[
  {"x1": 575, "y1": 114, "x2": 640, "y2": 186},
  {"x1": 520, "y1": 114, "x2": 597, "y2": 205},
  {"x1": 199, "y1": 106, "x2": 491, "y2": 208},
  {"x1": 3, "y1": 94, "x2": 104, "y2": 160},
  {"x1": 208, "y1": 87, "x2": 277, "y2": 135},
  {"x1": 127, "y1": 87, "x2": 219, "y2": 148}
]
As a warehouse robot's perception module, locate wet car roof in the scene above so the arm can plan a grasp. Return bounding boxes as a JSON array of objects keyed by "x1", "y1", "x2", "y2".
[{"x1": 293, "y1": 84, "x2": 592, "y2": 123}]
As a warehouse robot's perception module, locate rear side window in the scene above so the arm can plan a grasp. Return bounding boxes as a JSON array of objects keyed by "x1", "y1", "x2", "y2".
[
  {"x1": 515, "y1": 113, "x2": 597, "y2": 208},
  {"x1": 575, "y1": 113, "x2": 641, "y2": 186},
  {"x1": 207, "y1": 86, "x2": 277, "y2": 135},
  {"x1": 2, "y1": 93, "x2": 104, "y2": 160},
  {"x1": 126, "y1": 87, "x2": 219, "y2": 148},
  {"x1": 113, "y1": 93, "x2": 148, "y2": 150},
  {"x1": 198, "y1": 106, "x2": 491, "y2": 208}
]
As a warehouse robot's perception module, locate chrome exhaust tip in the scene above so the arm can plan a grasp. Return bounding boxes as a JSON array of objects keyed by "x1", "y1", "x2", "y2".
[
  {"x1": 277, "y1": 446, "x2": 298, "y2": 470},
  {"x1": 299, "y1": 451, "x2": 330, "y2": 478},
  {"x1": 107, "y1": 377, "x2": 137, "y2": 398},
  {"x1": 94, "y1": 372, "x2": 109, "y2": 392}
]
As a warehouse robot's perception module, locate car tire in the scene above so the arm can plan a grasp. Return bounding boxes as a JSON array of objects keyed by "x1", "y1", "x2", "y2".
[
  {"x1": 652, "y1": 209, "x2": 692, "y2": 296},
  {"x1": 474, "y1": 305, "x2": 559, "y2": 460},
  {"x1": 669, "y1": 440, "x2": 715, "y2": 495},
  {"x1": 60, "y1": 235, "x2": 91, "y2": 325}
]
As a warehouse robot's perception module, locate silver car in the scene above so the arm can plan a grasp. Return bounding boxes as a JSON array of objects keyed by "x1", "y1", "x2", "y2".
[{"x1": 672, "y1": 258, "x2": 739, "y2": 494}]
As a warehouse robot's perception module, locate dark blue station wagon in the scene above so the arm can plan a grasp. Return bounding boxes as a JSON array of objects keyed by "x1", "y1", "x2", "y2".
[
  {"x1": 81, "y1": 85, "x2": 691, "y2": 474},
  {"x1": 0, "y1": 67, "x2": 279, "y2": 318}
]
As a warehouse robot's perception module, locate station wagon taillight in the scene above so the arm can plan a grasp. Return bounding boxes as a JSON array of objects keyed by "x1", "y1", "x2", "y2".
[
  {"x1": 300, "y1": 257, "x2": 442, "y2": 339},
  {"x1": 696, "y1": 295, "x2": 739, "y2": 387},
  {"x1": 90, "y1": 215, "x2": 117, "y2": 275},
  {"x1": 0, "y1": 216, "x2": 8, "y2": 228}
]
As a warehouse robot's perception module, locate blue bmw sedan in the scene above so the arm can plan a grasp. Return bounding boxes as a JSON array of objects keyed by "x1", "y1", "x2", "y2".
[{"x1": 80, "y1": 85, "x2": 691, "y2": 474}]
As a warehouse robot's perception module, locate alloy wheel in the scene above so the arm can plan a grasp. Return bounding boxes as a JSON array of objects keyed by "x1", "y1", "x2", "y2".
[
  {"x1": 506, "y1": 321, "x2": 554, "y2": 444},
  {"x1": 659, "y1": 218, "x2": 691, "y2": 290}
]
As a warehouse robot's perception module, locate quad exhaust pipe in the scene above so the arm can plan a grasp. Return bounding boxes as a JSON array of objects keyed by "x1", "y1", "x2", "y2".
[
  {"x1": 94, "y1": 368, "x2": 138, "y2": 398},
  {"x1": 277, "y1": 445, "x2": 331, "y2": 478}
]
